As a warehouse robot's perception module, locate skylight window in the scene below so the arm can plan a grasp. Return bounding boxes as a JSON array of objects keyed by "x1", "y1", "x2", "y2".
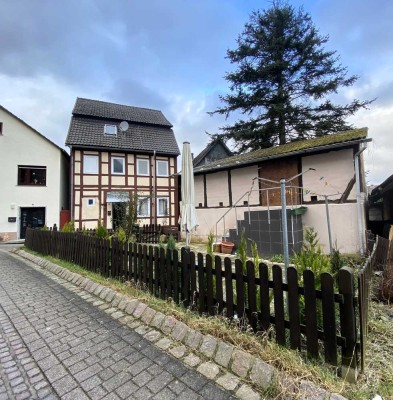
[{"x1": 104, "y1": 124, "x2": 117, "y2": 135}]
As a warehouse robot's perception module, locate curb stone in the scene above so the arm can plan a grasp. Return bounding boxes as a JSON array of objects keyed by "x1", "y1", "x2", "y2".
[{"x1": 14, "y1": 249, "x2": 349, "y2": 400}]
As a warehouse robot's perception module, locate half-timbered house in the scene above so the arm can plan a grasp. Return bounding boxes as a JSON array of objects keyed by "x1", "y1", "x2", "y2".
[{"x1": 65, "y1": 98, "x2": 180, "y2": 230}]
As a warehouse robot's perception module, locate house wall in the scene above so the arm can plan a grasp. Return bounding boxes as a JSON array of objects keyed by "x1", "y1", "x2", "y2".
[
  {"x1": 194, "y1": 175, "x2": 205, "y2": 207},
  {"x1": 302, "y1": 148, "x2": 355, "y2": 202},
  {"x1": 0, "y1": 108, "x2": 69, "y2": 240},
  {"x1": 231, "y1": 165, "x2": 259, "y2": 205},
  {"x1": 72, "y1": 149, "x2": 178, "y2": 230},
  {"x1": 302, "y1": 203, "x2": 359, "y2": 254},
  {"x1": 206, "y1": 171, "x2": 229, "y2": 207},
  {"x1": 193, "y1": 205, "x2": 263, "y2": 243}
]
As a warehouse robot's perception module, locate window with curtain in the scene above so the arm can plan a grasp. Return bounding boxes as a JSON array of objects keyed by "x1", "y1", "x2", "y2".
[
  {"x1": 157, "y1": 197, "x2": 169, "y2": 216},
  {"x1": 137, "y1": 197, "x2": 150, "y2": 217}
]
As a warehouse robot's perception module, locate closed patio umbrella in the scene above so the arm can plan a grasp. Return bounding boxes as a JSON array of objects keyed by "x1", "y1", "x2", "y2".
[{"x1": 179, "y1": 142, "x2": 197, "y2": 247}]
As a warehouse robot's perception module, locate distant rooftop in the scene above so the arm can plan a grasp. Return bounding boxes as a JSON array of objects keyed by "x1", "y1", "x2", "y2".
[
  {"x1": 193, "y1": 138, "x2": 233, "y2": 167},
  {"x1": 73, "y1": 97, "x2": 173, "y2": 127},
  {"x1": 194, "y1": 128, "x2": 369, "y2": 174}
]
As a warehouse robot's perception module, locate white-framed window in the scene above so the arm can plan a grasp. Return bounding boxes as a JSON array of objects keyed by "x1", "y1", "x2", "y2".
[
  {"x1": 137, "y1": 197, "x2": 150, "y2": 217},
  {"x1": 83, "y1": 155, "x2": 99, "y2": 174},
  {"x1": 156, "y1": 160, "x2": 169, "y2": 177},
  {"x1": 87, "y1": 198, "x2": 95, "y2": 206},
  {"x1": 137, "y1": 159, "x2": 149, "y2": 176},
  {"x1": 111, "y1": 157, "x2": 125, "y2": 175},
  {"x1": 157, "y1": 197, "x2": 169, "y2": 217},
  {"x1": 104, "y1": 124, "x2": 117, "y2": 135}
]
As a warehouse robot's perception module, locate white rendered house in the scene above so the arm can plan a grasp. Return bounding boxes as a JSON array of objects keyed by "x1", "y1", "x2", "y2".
[{"x1": 0, "y1": 105, "x2": 69, "y2": 240}]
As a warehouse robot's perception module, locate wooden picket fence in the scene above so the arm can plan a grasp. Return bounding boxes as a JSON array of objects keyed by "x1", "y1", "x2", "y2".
[
  {"x1": 25, "y1": 228, "x2": 364, "y2": 373},
  {"x1": 357, "y1": 235, "x2": 391, "y2": 371}
]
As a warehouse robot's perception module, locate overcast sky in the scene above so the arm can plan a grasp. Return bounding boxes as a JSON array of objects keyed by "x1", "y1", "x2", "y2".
[{"x1": 1, "y1": 0, "x2": 392, "y2": 185}]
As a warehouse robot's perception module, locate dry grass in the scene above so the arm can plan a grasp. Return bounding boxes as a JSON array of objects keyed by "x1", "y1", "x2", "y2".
[{"x1": 20, "y1": 248, "x2": 393, "y2": 399}]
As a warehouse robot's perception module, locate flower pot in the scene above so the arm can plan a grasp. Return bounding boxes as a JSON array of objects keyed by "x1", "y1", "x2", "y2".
[
  {"x1": 290, "y1": 206, "x2": 308, "y2": 216},
  {"x1": 221, "y1": 241, "x2": 234, "y2": 254},
  {"x1": 214, "y1": 243, "x2": 221, "y2": 253}
]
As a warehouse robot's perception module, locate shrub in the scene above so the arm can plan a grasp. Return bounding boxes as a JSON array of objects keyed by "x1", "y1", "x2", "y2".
[
  {"x1": 237, "y1": 228, "x2": 248, "y2": 273},
  {"x1": 207, "y1": 230, "x2": 214, "y2": 257},
  {"x1": 166, "y1": 234, "x2": 177, "y2": 253},
  {"x1": 293, "y1": 227, "x2": 332, "y2": 326},
  {"x1": 330, "y1": 247, "x2": 344, "y2": 275},
  {"x1": 249, "y1": 239, "x2": 259, "y2": 271},
  {"x1": 96, "y1": 221, "x2": 109, "y2": 238},
  {"x1": 270, "y1": 254, "x2": 284, "y2": 263},
  {"x1": 116, "y1": 226, "x2": 127, "y2": 243},
  {"x1": 158, "y1": 234, "x2": 166, "y2": 249},
  {"x1": 61, "y1": 220, "x2": 75, "y2": 233},
  {"x1": 40, "y1": 225, "x2": 48, "y2": 231},
  {"x1": 293, "y1": 227, "x2": 331, "y2": 286}
]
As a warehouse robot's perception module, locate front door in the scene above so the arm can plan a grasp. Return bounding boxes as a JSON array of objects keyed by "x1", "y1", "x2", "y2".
[{"x1": 20, "y1": 207, "x2": 46, "y2": 239}]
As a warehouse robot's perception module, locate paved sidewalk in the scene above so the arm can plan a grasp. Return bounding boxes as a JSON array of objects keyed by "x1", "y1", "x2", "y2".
[{"x1": 0, "y1": 249, "x2": 234, "y2": 399}]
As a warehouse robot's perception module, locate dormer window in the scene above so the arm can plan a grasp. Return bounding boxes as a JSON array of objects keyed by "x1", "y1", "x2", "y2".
[{"x1": 104, "y1": 124, "x2": 117, "y2": 135}]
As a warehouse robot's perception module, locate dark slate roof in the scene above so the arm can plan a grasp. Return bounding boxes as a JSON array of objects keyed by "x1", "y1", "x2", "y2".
[
  {"x1": 194, "y1": 128, "x2": 369, "y2": 174},
  {"x1": 370, "y1": 174, "x2": 393, "y2": 201},
  {"x1": 73, "y1": 98, "x2": 172, "y2": 127},
  {"x1": 66, "y1": 98, "x2": 180, "y2": 155},
  {"x1": 193, "y1": 139, "x2": 233, "y2": 167}
]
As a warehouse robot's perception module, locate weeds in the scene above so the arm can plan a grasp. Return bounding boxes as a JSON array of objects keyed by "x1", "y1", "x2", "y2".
[{"x1": 207, "y1": 229, "x2": 214, "y2": 257}]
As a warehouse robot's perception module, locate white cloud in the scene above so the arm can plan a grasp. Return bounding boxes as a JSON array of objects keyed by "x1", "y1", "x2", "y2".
[
  {"x1": 349, "y1": 104, "x2": 393, "y2": 185},
  {"x1": 0, "y1": 74, "x2": 96, "y2": 149}
]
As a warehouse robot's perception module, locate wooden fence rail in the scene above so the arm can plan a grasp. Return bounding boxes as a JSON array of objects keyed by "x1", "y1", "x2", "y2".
[{"x1": 25, "y1": 228, "x2": 363, "y2": 372}]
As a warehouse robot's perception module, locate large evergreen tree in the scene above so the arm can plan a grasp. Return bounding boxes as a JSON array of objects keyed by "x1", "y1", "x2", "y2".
[{"x1": 210, "y1": 2, "x2": 372, "y2": 153}]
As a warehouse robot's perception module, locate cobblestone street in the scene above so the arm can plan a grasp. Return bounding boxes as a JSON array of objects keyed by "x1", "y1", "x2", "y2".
[{"x1": 0, "y1": 247, "x2": 233, "y2": 399}]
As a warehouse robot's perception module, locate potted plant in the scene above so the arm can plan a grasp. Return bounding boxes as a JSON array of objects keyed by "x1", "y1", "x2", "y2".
[{"x1": 221, "y1": 241, "x2": 235, "y2": 254}]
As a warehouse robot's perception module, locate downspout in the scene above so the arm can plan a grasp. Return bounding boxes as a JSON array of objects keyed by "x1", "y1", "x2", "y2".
[{"x1": 355, "y1": 145, "x2": 366, "y2": 255}]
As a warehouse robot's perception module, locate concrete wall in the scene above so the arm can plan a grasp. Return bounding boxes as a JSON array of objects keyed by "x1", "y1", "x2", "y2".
[
  {"x1": 0, "y1": 108, "x2": 69, "y2": 240},
  {"x1": 194, "y1": 202, "x2": 360, "y2": 253},
  {"x1": 193, "y1": 205, "x2": 263, "y2": 243},
  {"x1": 302, "y1": 203, "x2": 359, "y2": 254}
]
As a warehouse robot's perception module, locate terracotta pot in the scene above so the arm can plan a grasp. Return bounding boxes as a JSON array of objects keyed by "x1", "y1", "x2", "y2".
[
  {"x1": 221, "y1": 241, "x2": 234, "y2": 254},
  {"x1": 214, "y1": 243, "x2": 221, "y2": 253}
]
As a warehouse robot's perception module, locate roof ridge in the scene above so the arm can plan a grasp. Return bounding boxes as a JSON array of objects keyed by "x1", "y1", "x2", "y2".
[
  {"x1": 75, "y1": 97, "x2": 164, "y2": 114},
  {"x1": 194, "y1": 128, "x2": 368, "y2": 173}
]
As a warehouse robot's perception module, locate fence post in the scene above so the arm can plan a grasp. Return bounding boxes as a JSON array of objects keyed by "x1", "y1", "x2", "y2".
[{"x1": 338, "y1": 267, "x2": 358, "y2": 382}]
